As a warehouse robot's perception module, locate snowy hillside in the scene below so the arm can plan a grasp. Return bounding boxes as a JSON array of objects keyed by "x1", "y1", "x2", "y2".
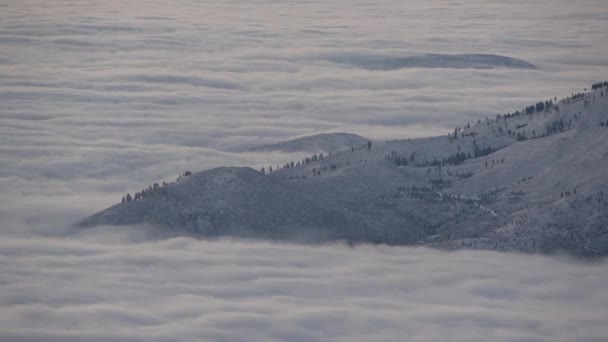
[
  {"x1": 249, "y1": 132, "x2": 369, "y2": 154},
  {"x1": 80, "y1": 83, "x2": 608, "y2": 257}
]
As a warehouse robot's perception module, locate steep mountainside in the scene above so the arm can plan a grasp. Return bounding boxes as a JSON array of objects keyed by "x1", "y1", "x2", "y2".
[{"x1": 80, "y1": 84, "x2": 608, "y2": 256}]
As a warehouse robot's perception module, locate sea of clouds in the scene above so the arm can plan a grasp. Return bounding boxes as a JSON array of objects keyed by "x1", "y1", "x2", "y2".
[
  {"x1": 2, "y1": 227, "x2": 608, "y2": 342},
  {"x1": 2, "y1": 0, "x2": 608, "y2": 210},
  {"x1": 2, "y1": 0, "x2": 608, "y2": 340}
]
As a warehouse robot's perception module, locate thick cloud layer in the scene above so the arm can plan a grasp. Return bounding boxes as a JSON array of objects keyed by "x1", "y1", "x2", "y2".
[
  {"x1": 1, "y1": 229, "x2": 607, "y2": 342},
  {"x1": 1, "y1": 2, "x2": 608, "y2": 340},
  {"x1": 2, "y1": 1, "x2": 608, "y2": 215}
]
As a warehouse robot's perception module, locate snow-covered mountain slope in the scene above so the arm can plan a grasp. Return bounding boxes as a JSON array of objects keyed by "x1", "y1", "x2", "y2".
[
  {"x1": 82, "y1": 167, "x2": 417, "y2": 243},
  {"x1": 250, "y1": 132, "x2": 369, "y2": 154},
  {"x1": 360, "y1": 54, "x2": 535, "y2": 70},
  {"x1": 80, "y1": 84, "x2": 608, "y2": 257}
]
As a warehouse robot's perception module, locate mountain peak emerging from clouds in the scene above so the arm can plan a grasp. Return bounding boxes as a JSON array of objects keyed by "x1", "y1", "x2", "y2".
[{"x1": 81, "y1": 84, "x2": 608, "y2": 257}]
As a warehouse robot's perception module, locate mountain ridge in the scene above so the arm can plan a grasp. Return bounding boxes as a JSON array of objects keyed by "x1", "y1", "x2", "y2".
[{"x1": 80, "y1": 83, "x2": 608, "y2": 257}]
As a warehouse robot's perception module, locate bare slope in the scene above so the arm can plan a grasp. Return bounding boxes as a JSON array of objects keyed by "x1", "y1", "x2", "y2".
[{"x1": 81, "y1": 85, "x2": 608, "y2": 256}]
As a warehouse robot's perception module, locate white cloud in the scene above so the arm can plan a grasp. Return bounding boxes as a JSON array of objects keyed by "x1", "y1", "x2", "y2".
[
  {"x1": 0, "y1": 229, "x2": 607, "y2": 341},
  {"x1": 2, "y1": 1, "x2": 608, "y2": 204},
  {"x1": 1, "y1": 1, "x2": 608, "y2": 339}
]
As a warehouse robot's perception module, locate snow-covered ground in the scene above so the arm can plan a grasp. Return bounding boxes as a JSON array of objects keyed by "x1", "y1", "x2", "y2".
[{"x1": 82, "y1": 85, "x2": 608, "y2": 257}]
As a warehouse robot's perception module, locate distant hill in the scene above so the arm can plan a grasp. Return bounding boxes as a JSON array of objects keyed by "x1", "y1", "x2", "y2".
[
  {"x1": 359, "y1": 54, "x2": 536, "y2": 70},
  {"x1": 250, "y1": 132, "x2": 369, "y2": 153},
  {"x1": 80, "y1": 84, "x2": 608, "y2": 257}
]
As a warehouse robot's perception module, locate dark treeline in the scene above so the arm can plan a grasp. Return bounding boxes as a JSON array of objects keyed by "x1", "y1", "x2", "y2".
[
  {"x1": 511, "y1": 118, "x2": 570, "y2": 142},
  {"x1": 386, "y1": 151, "x2": 416, "y2": 166},
  {"x1": 387, "y1": 141, "x2": 499, "y2": 168},
  {"x1": 498, "y1": 100, "x2": 555, "y2": 121},
  {"x1": 260, "y1": 141, "x2": 371, "y2": 177},
  {"x1": 445, "y1": 83, "x2": 603, "y2": 153},
  {"x1": 260, "y1": 152, "x2": 327, "y2": 175},
  {"x1": 472, "y1": 140, "x2": 498, "y2": 158},
  {"x1": 591, "y1": 81, "x2": 608, "y2": 90},
  {"x1": 490, "y1": 81, "x2": 606, "y2": 131},
  {"x1": 546, "y1": 119, "x2": 568, "y2": 135},
  {"x1": 448, "y1": 96, "x2": 561, "y2": 142},
  {"x1": 120, "y1": 171, "x2": 191, "y2": 204}
]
